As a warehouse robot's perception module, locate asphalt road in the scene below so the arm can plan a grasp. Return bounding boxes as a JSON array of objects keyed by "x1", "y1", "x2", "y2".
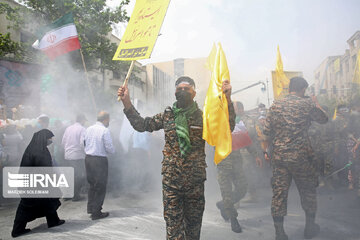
[{"x1": 1, "y1": 182, "x2": 359, "y2": 240}]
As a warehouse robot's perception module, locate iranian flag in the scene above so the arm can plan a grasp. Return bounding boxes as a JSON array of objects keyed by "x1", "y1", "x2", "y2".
[
  {"x1": 231, "y1": 121, "x2": 252, "y2": 151},
  {"x1": 32, "y1": 13, "x2": 81, "y2": 60}
]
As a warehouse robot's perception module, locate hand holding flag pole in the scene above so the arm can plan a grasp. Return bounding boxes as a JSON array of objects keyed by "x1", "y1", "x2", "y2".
[
  {"x1": 117, "y1": 60, "x2": 135, "y2": 101},
  {"x1": 113, "y1": 0, "x2": 171, "y2": 101},
  {"x1": 203, "y1": 43, "x2": 233, "y2": 165}
]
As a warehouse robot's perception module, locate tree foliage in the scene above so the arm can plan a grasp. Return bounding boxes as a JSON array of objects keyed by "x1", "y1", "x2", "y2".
[
  {"x1": 0, "y1": 32, "x2": 22, "y2": 58},
  {"x1": 0, "y1": 2, "x2": 26, "y2": 60},
  {"x1": 0, "y1": 2, "x2": 24, "y2": 29},
  {"x1": 19, "y1": 0, "x2": 130, "y2": 72},
  {"x1": 1, "y1": 0, "x2": 131, "y2": 72}
]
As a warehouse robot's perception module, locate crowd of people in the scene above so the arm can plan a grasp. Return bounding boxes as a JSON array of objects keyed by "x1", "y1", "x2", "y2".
[{"x1": 0, "y1": 75, "x2": 359, "y2": 239}]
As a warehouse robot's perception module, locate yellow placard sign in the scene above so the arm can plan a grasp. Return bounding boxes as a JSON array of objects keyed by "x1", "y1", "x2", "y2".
[{"x1": 113, "y1": 0, "x2": 170, "y2": 61}]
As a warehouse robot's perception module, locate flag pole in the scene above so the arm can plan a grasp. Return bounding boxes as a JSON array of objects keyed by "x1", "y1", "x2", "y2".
[
  {"x1": 117, "y1": 60, "x2": 135, "y2": 101},
  {"x1": 80, "y1": 48, "x2": 97, "y2": 112}
]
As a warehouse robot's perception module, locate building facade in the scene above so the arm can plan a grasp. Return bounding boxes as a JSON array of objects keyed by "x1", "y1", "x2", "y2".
[
  {"x1": 314, "y1": 31, "x2": 360, "y2": 99},
  {"x1": 145, "y1": 57, "x2": 211, "y2": 112}
]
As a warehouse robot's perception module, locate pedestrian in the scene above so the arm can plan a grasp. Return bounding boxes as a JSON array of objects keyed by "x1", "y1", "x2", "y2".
[
  {"x1": 216, "y1": 101, "x2": 262, "y2": 233},
  {"x1": 62, "y1": 114, "x2": 87, "y2": 201},
  {"x1": 36, "y1": 114, "x2": 50, "y2": 130},
  {"x1": 263, "y1": 77, "x2": 328, "y2": 240},
  {"x1": 11, "y1": 129, "x2": 65, "y2": 238},
  {"x1": 118, "y1": 76, "x2": 235, "y2": 240},
  {"x1": 84, "y1": 111, "x2": 115, "y2": 220},
  {"x1": 236, "y1": 102, "x2": 262, "y2": 203},
  {"x1": 2, "y1": 124, "x2": 23, "y2": 166}
]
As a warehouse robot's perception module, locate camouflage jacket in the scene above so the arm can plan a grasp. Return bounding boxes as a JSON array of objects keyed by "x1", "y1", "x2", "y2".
[
  {"x1": 124, "y1": 102, "x2": 235, "y2": 188},
  {"x1": 263, "y1": 94, "x2": 328, "y2": 163}
]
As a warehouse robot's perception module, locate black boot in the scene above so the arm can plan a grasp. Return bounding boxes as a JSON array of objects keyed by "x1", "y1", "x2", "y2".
[
  {"x1": 91, "y1": 211, "x2": 109, "y2": 220},
  {"x1": 46, "y1": 211, "x2": 65, "y2": 228},
  {"x1": 230, "y1": 217, "x2": 242, "y2": 233},
  {"x1": 11, "y1": 221, "x2": 31, "y2": 238},
  {"x1": 216, "y1": 201, "x2": 229, "y2": 221},
  {"x1": 304, "y1": 212, "x2": 320, "y2": 239},
  {"x1": 273, "y1": 216, "x2": 288, "y2": 240}
]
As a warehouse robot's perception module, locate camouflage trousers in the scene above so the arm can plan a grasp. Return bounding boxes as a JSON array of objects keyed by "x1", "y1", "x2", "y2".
[
  {"x1": 217, "y1": 154, "x2": 247, "y2": 218},
  {"x1": 317, "y1": 143, "x2": 334, "y2": 176},
  {"x1": 271, "y1": 159, "x2": 318, "y2": 217},
  {"x1": 351, "y1": 160, "x2": 360, "y2": 197},
  {"x1": 163, "y1": 181, "x2": 205, "y2": 240}
]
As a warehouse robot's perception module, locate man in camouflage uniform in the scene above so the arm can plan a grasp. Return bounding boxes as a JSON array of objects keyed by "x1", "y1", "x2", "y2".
[
  {"x1": 347, "y1": 101, "x2": 360, "y2": 202},
  {"x1": 240, "y1": 103, "x2": 264, "y2": 203},
  {"x1": 263, "y1": 77, "x2": 328, "y2": 240},
  {"x1": 216, "y1": 101, "x2": 262, "y2": 233},
  {"x1": 308, "y1": 106, "x2": 335, "y2": 189},
  {"x1": 330, "y1": 105, "x2": 351, "y2": 186},
  {"x1": 118, "y1": 76, "x2": 235, "y2": 240}
]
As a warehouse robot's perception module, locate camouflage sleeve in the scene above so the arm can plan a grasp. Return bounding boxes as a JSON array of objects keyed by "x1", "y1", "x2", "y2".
[
  {"x1": 309, "y1": 105, "x2": 328, "y2": 124},
  {"x1": 123, "y1": 105, "x2": 164, "y2": 132},
  {"x1": 228, "y1": 102, "x2": 235, "y2": 132},
  {"x1": 263, "y1": 105, "x2": 274, "y2": 139}
]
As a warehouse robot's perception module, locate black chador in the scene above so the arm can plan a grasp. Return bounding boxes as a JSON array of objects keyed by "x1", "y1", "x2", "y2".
[{"x1": 11, "y1": 129, "x2": 65, "y2": 238}]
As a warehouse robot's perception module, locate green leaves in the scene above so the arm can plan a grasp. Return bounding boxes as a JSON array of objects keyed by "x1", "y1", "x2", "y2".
[
  {"x1": 2, "y1": 0, "x2": 130, "y2": 72},
  {"x1": 21, "y1": 0, "x2": 129, "y2": 70},
  {"x1": 0, "y1": 33, "x2": 23, "y2": 60}
]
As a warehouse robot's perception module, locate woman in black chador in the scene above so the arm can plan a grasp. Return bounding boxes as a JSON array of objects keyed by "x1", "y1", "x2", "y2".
[{"x1": 11, "y1": 129, "x2": 65, "y2": 238}]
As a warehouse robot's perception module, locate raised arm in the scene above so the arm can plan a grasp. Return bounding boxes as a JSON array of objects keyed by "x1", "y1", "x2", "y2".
[
  {"x1": 118, "y1": 85, "x2": 164, "y2": 132},
  {"x1": 223, "y1": 80, "x2": 235, "y2": 132},
  {"x1": 309, "y1": 96, "x2": 328, "y2": 124}
]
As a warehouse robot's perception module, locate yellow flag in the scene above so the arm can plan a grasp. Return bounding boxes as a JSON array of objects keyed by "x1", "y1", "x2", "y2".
[
  {"x1": 353, "y1": 49, "x2": 360, "y2": 85},
  {"x1": 333, "y1": 58, "x2": 340, "y2": 73},
  {"x1": 272, "y1": 46, "x2": 290, "y2": 99},
  {"x1": 332, "y1": 108, "x2": 337, "y2": 120},
  {"x1": 203, "y1": 43, "x2": 232, "y2": 165},
  {"x1": 112, "y1": 0, "x2": 170, "y2": 61},
  {"x1": 205, "y1": 43, "x2": 216, "y2": 70}
]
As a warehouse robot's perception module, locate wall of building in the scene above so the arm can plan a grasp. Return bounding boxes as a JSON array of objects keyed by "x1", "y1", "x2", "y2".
[
  {"x1": 314, "y1": 31, "x2": 360, "y2": 99},
  {"x1": 144, "y1": 57, "x2": 211, "y2": 111}
]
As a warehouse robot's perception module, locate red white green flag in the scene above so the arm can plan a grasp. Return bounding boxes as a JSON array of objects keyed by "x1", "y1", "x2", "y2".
[{"x1": 32, "y1": 13, "x2": 81, "y2": 60}]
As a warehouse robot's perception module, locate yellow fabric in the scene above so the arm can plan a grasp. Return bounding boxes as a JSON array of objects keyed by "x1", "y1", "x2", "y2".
[
  {"x1": 205, "y1": 43, "x2": 216, "y2": 70},
  {"x1": 333, "y1": 108, "x2": 337, "y2": 120},
  {"x1": 113, "y1": 0, "x2": 170, "y2": 61},
  {"x1": 272, "y1": 46, "x2": 290, "y2": 99},
  {"x1": 333, "y1": 58, "x2": 340, "y2": 73},
  {"x1": 203, "y1": 43, "x2": 232, "y2": 165},
  {"x1": 353, "y1": 49, "x2": 360, "y2": 85},
  {"x1": 256, "y1": 125, "x2": 266, "y2": 150}
]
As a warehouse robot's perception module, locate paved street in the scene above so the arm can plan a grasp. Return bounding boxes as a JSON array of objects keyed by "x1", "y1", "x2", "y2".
[{"x1": 1, "y1": 179, "x2": 360, "y2": 240}]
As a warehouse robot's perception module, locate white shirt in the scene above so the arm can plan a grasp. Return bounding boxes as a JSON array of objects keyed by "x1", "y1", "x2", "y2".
[
  {"x1": 62, "y1": 122, "x2": 86, "y2": 160},
  {"x1": 84, "y1": 122, "x2": 115, "y2": 157}
]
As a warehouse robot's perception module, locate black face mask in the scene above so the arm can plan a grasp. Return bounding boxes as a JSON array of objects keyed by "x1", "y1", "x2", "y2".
[{"x1": 175, "y1": 90, "x2": 193, "y2": 108}]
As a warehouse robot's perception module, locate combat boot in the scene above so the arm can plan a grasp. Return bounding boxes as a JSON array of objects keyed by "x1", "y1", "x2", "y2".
[
  {"x1": 273, "y1": 217, "x2": 288, "y2": 240},
  {"x1": 304, "y1": 212, "x2": 320, "y2": 239},
  {"x1": 216, "y1": 201, "x2": 229, "y2": 221},
  {"x1": 230, "y1": 217, "x2": 242, "y2": 233}
]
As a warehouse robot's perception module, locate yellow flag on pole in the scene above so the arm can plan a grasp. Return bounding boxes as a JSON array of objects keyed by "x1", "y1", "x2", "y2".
[
  {"x1": 272, "y1": 46, "x2": 290, "y2": 99},
  {"x1": 203, "y1": 43, "x2": 232, "y2": 165},
  {"x1": 112, "y1": 0, "x2": 170, "y2": 61}
]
